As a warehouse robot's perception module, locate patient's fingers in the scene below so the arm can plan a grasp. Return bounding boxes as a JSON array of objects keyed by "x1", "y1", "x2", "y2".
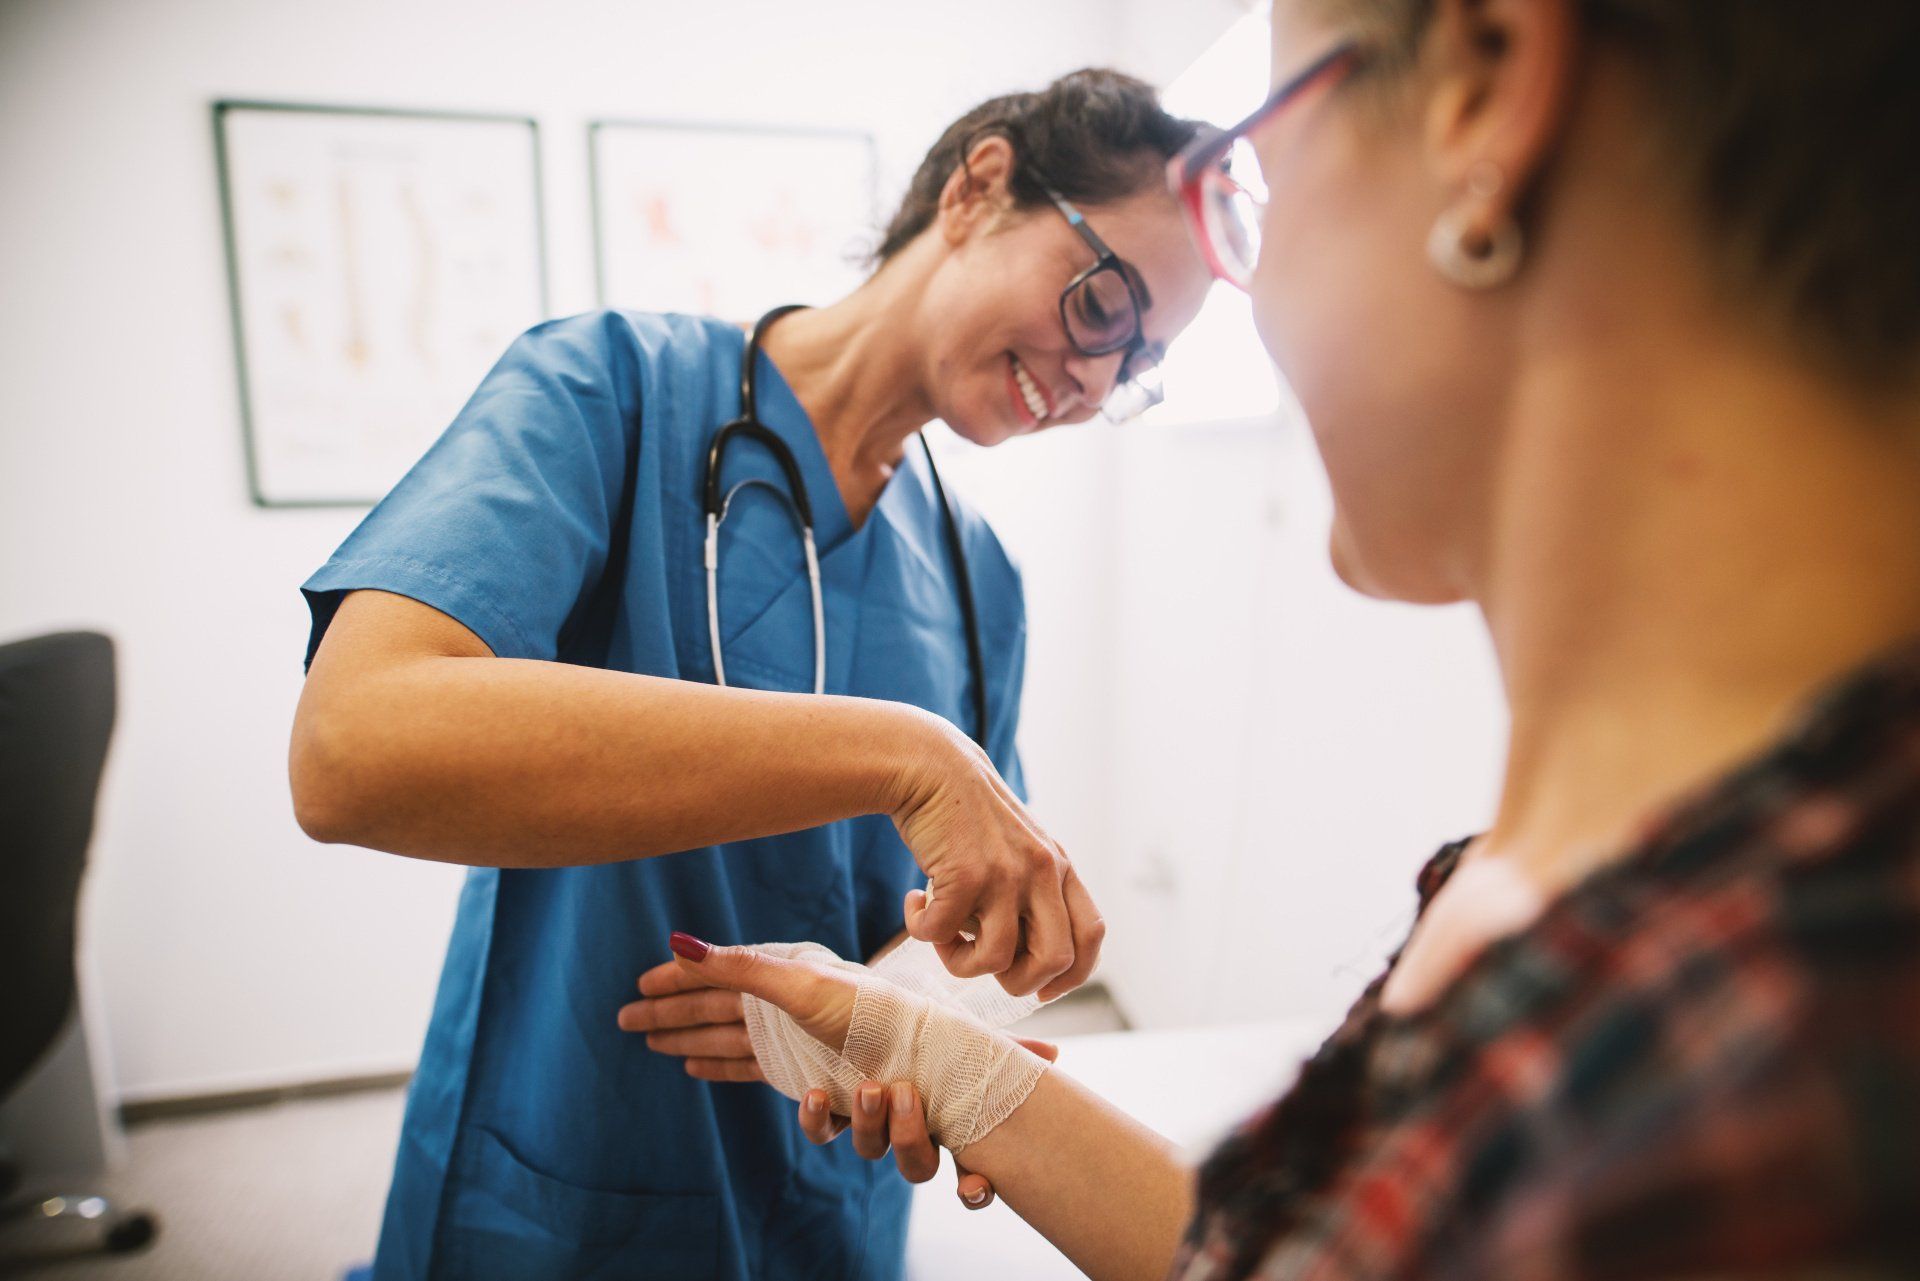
[
  {"x1": 637, "y1": 959, "x2": 712, "y2": 997},
  {"x1": 617, "y1": 988, "x2": 743, "y2": 1033},
  {"x1": 682, "y1": 1057, "x2": 763, "y2": 1083},
  {"x1": 850, "y1": 1081, "x2": 890, "y2": 1161},
  {"x1": 887, "y1": 1084, "x2": 940, "y2": 1184},
  {"x1": 669, "y1": 935, "x2": 855, "y2": 1052},
  {"x1": 642, "y1": 1025, "x2": 753, "y2": 1059}
]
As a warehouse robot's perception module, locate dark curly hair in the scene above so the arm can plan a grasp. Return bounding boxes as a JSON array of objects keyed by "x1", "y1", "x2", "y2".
[{"x1": 872, "y1": 68, "x2": 1211, "y2": 265}]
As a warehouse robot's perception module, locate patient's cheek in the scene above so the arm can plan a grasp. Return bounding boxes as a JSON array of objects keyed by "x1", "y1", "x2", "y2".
[{"x1": 1379, "y1": 856, "x2": 1546, "y2": 1017}]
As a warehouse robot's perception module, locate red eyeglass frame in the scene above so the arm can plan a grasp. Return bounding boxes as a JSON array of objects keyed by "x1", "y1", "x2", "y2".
[{"x1": 1168, "y1": 42, "x2": 1365, "y2": 290}]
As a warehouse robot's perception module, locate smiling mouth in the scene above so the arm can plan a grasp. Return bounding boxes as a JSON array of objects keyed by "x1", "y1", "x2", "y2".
[{"x1": 1008, "y1": 353, "x2": 1053, "y2": 426}]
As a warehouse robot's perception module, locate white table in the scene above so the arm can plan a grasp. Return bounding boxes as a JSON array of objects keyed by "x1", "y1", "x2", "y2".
[{"x1": 905, "y1": 1020, "x2": 1326, "y2": 1280}]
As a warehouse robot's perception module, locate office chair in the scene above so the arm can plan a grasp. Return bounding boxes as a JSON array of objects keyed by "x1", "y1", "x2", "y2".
[{"x1": 0, "y1": 631, "x2": 156, "y2": 1261}]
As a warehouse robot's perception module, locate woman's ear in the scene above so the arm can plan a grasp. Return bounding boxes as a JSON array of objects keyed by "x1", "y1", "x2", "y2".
[
  {"x1": 1420, "y1": 0, "x2": 1579, "y2": 246},
  {"x1": 935, "y1": 134, "x2": 1019, "y2": 248}
]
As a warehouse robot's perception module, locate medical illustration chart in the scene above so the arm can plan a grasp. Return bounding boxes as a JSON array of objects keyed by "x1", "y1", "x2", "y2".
[
  {"x1": 590, "y1": 121, "x2": 876, "y2": 322},
  {"x1": 215, "y1": 104, "x2": 546, "y2": 505}
]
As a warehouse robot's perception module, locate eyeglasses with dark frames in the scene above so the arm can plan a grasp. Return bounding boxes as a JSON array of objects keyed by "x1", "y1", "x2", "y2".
[{"x1": 1030, "y1": 173, "x2": 1167, "y2": 421}]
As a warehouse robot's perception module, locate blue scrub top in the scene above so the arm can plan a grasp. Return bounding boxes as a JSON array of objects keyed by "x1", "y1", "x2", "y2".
[{"x1": 301, "y1": 311, "x2": 1029, "y2": 1281}]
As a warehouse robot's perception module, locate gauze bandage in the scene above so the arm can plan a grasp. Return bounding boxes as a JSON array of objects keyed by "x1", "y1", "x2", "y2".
[{"x1": 739, "y1": 939, "x2": 1049, "y2": 1151}]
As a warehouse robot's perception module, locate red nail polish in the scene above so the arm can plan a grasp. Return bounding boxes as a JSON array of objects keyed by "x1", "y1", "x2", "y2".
[{"x1": 669, "y1": 931, "x2": 711, "y2": 962}]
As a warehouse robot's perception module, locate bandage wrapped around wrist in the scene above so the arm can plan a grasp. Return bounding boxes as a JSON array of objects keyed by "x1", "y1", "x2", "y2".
[{"x1": 740, "y1": 940, "x2": 1050, "y2": 1151}]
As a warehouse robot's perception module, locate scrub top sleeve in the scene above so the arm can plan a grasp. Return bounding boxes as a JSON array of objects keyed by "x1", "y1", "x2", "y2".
[{"x1": 301, "y1": 313, "x2": 641, "y2": 669}]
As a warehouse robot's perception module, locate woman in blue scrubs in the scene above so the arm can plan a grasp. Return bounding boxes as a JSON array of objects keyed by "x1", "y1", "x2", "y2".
[{"x1": 290, "y1": 70, "x2": 1212, "y2": 1281}]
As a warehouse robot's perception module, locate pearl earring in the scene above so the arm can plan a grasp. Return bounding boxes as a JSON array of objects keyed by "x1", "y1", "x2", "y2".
[{"x1": 1427, "y1": 161, "x2": 1523, "y2": 289}]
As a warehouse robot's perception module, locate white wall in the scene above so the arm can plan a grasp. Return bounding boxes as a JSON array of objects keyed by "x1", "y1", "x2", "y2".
[
  {"x1": 1099, "y1": 415, "x2": 1507, "y2": 1031},
  {"x1": 1080, "y1": 9, "x2": 1508, "y2": 1030},
  {"x1": 1115, "y1": 0, "x2": 1262, "y2": 88},
  {"x1": 0, "y1": 0, "x2": 1159, "y2": 1102}
]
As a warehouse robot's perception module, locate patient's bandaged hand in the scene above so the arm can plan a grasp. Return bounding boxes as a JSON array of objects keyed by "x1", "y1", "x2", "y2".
[{"x1": 740, "y1": 939, "x2": 1050, "y2": 1151}]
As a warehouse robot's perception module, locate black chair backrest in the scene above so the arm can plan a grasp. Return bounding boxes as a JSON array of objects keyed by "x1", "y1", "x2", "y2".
[{"x1": 0, "y1": 631, "x2": 116, "y2": 1098}]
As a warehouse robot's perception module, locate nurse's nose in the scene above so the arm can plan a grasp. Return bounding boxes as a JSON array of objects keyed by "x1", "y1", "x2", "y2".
[{"x1": 1061, "y1": 348, "x2": 1129, "y2": 418}]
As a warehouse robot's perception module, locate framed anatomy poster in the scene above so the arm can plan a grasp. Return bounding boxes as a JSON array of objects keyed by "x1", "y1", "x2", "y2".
[
  {"x1": 589, "y1": 120, "x2": 877, "y2": 322},
  {"x1": 214, "y1": 102, "x2": 548, "y2": 506}
]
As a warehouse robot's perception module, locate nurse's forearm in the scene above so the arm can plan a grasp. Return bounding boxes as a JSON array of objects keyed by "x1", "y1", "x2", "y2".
[
  {"x1": 952, "y1": 1070, "x2": 1195, "y2": 1281},
  {"x1": 292, "y1": 602, "x2": 948, "y2": 866}
]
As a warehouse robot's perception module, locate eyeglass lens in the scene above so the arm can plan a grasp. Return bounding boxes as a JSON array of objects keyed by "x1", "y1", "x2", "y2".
[
  {"x1": 1064, "y1": 265, "x2": 1140, "y2": 355},
  {"x1": 1210, "y1": 138, "x2": 1267, "y2": 282}
]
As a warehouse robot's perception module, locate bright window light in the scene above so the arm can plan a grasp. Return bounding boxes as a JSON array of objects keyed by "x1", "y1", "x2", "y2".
[{"x1": 1145, "y1": 12, "x2": 1282, "y2": 428}]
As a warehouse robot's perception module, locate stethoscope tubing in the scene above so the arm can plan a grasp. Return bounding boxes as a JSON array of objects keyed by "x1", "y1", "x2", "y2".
[
  {"x1": 702, "y1": 498, "x2": 825, "y2": 697},
  {"x1": 701, "y1": 305, "x2": 985, "y2": 746}
]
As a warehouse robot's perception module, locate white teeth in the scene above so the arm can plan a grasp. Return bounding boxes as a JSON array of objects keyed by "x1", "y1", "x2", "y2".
[{"x1": 1011, "y1": 356, "x2": 1048, "y2": 422}]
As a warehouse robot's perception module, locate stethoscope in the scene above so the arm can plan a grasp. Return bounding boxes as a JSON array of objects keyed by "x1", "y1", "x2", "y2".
[{"x1": 702, "y1": 304, "x2": 989, "y2": 747}]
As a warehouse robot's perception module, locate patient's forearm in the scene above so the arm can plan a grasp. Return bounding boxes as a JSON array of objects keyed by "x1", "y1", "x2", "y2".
[{"x1": 955, "y1": 1069, "x2": 1194, "y2": 1281}]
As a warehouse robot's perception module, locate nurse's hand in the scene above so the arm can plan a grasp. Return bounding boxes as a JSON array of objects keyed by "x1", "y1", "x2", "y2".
[{"x1": 890, "y1": 714, "x2": 1105, "y2": 1001}]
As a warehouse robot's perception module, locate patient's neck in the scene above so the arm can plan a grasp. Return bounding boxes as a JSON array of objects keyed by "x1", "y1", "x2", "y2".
[{"x1": 1476, "y1": 323, "x2": 1920, "y2": 893}]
